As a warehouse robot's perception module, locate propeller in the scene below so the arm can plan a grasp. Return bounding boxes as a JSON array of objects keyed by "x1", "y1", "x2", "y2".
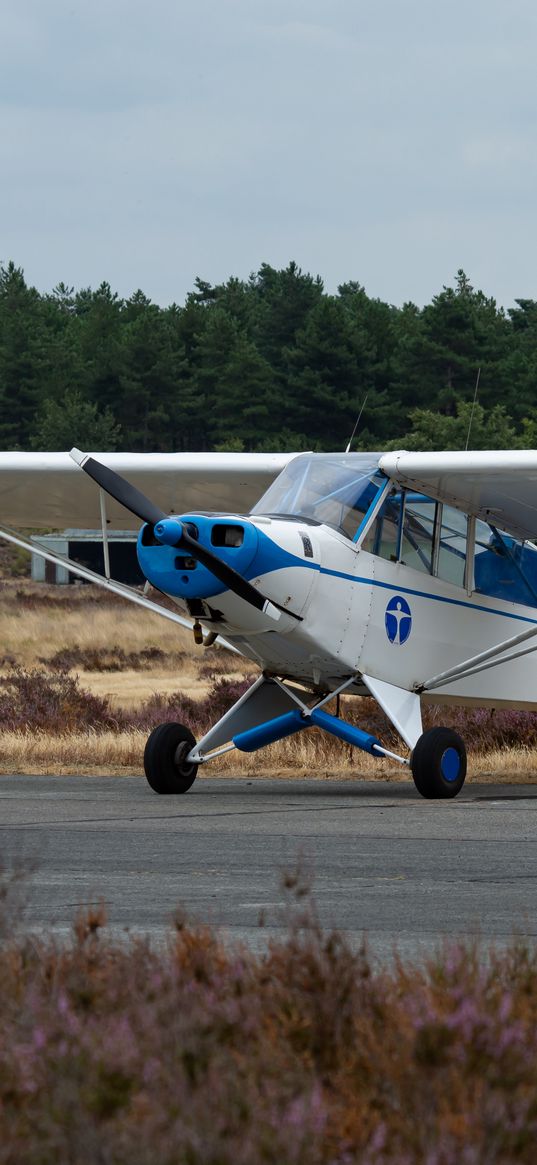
[
  {"x1": 70, "y1": 449, "x2": 166, "y2": 526},
  {"x1": 70, "y1": 449, "x2": 300, "y2": 622}
]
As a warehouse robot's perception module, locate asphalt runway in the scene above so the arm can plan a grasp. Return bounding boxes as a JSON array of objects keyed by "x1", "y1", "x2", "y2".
[{"x1": 1, "y1": 773, "x2": 537, "y2": 961}]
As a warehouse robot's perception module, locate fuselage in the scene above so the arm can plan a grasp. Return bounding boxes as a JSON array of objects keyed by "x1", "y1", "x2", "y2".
[
  {"x1": 137, "y1": 506, "x2": 537, "y2": 711},
  {"x1": 133, "y1": 450, "x2": 537, "y2": 712}
]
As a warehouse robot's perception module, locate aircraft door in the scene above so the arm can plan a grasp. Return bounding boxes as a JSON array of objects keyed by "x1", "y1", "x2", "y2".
[{"x1": 306, "y1": 532, "x2": 374, "y2": 673}]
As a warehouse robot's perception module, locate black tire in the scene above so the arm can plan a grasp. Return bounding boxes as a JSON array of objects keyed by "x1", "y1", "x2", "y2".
[
  {"x1": 410, "y1": 726, "x2": 467, "y2": 799},
  {"x1": 144, "y1": 722, "x2": 198, "y2": 795}
]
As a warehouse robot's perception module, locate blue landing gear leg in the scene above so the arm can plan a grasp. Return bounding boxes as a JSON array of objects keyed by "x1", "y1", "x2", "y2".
[{"x1": 411, "y1": 727, "x2": 467, "y2": 799}]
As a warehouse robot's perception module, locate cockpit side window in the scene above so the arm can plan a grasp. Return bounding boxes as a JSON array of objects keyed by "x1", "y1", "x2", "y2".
[
  {"x1": 435, "y1": 504, "x2": 467, "y2": 587},
  {"x1": 401, "y1": 496, "x2": 436, "y2": 574},
  {"x1": 363, "y1": 490, "x2": 469, "y2": 584},
  {"x1": 357, "y1": 480, "x2": 537, "y2": 606},
  {"x1": 362, "y1": 491, "x2": 436, "y2": 576},
  {"x1": 474, "y1": 525, "x2": 537, "y2": 608},
  {"x1": 361, "y1": 490, "x2": 402, "y2": 560}
]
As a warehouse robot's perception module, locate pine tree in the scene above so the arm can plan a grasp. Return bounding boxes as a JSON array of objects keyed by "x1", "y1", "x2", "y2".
[
  {"x1": 0, "y1": 263, "x2": 48, "y2": 447},
  {"x1": 30, "y1": 388, "x2": 121, "y2": 451}
]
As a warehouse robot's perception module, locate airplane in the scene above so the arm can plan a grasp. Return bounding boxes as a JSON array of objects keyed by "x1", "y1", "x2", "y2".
[{"x1": 1, "y1": 446, "x2": 537, "y2": 800}]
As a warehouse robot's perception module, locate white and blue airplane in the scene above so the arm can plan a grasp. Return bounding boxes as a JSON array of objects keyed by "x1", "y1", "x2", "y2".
[{"x1": 1, "y1": 446, "x2": 537, "y2": 799}]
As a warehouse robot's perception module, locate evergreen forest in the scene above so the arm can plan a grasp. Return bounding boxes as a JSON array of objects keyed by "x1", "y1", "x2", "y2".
[{"x1": 1, "y1": 259, "x2": 537, "y2": 454}]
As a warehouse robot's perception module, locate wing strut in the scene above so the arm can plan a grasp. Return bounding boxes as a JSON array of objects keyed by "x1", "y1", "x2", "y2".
[{"x1": 99, "y1": 488, "x2": 111, "y2": 579}]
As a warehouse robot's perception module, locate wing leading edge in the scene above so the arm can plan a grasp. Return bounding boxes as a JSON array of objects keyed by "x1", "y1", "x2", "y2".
[
  {"x1": 379, "y1": 450, "x2": 537, "y2": 543},
  {"x1": 0, "y1": 451, "x2": 296, "y2": 529}
]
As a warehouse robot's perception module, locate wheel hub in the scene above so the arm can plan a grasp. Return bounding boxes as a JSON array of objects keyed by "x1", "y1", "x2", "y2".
[
  {"x1": 440, "y1": 747, "x2": 461, "y2": 782},
  {"x1": 174, "y1": 741, "x2": 195, "y2": 775}
]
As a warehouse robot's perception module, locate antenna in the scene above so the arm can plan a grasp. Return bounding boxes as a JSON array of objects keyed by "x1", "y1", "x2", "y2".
[
  {"x1": 464, "y1": 368, "x2": 481, "y2": 452},
  {"x1": 345, "y1": 393, "x2": 369, "y2": 454}
]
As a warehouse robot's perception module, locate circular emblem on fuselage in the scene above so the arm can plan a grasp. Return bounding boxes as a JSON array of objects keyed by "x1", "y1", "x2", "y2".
[{"x1": 385, "y1": 595, "x2": 412, "y2": 645}]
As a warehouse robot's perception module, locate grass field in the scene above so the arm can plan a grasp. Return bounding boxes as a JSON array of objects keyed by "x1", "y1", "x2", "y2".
[{"x1": 0, "y1": 579, "x2": 536, "y2": 782}]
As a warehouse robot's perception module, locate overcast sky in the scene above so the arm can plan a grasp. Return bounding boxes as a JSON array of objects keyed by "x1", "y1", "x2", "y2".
[{"x1": 1, "y1": 0, "x2": 536, "y2": 309}]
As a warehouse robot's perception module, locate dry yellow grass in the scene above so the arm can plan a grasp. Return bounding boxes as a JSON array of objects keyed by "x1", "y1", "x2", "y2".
[
  {"x1": 0, "y1": 600, "x2": 194, "y2": 666},
  {"x1": 76, "y1": 669, "x2": 212, "y2": 708},
  {"x1": 0, "y1": 581, "x2": 249, "y2": 708},
  {"x1": 1, "y1": 728, "x2": 537, "y2": 784},
  {"x1": 0, "y1": 730, "x2": 149, "y2": 776},
  {"x1": 0, "y1": 729, "x2": 370, "y2": 778}
]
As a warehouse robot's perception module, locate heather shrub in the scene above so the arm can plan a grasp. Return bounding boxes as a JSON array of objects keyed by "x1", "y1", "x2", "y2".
[
  {"x1": 130, "y1": 688, "x2": 202, "y2": 733},
  {"x1": 45, "y1": 643, "x2": 185, "y2": 672},
  {"x1": 201, "y1": 675, "x2": 254, "y2": 722},
  {"x1": 1, "y1": 668, "x2": 536, "y2": 760},
  {"x1": 13, "y1": 586, "x2": 127, "y2": 611},
  {"x1": 0, "y1": 672, "x2": 253, "y2": 738},
  {"x1": 0, "y1": 671, "x2": 253, "y2": 738},
  {"x1": 2, "y1": 873, "x2": 537, "y2": 1162},
  {"x1": 130, "y1": 675, "x2": 253, "y2": 735},
  {"x1": 0, "y1": 669, "x2": 123, "y2": 732},
  {"x1": 424, "y1": 702, "x2": 537, "y2": 749}
]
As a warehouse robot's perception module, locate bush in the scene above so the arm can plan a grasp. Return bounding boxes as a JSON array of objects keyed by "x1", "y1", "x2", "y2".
[
  {"x1": 45, "y1": 644, "x2": 184, "y2": 672},
  {"x1": 0, "y1": 668, "x2": 123, "y2": 732},
  {"x1": 1, "y1": 872, "x2": 537, "y2": 1162},
  {"x1": 130, "y1": 676, "x2": 253, "y2": 734},
  {"x1": 1, "y1": 667, "x2": 537, "y2": 757},
  {"x1": 0, "y1": 670, "x2": 254, "y2": 738},
  {"x1": 424, "y1": 702, "x2": 537, "y2": 749}
]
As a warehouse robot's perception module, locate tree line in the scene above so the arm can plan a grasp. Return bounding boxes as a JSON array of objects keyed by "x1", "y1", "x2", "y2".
[{"x1": 1, "y1": 260, "x2": 536, "y2": 454}]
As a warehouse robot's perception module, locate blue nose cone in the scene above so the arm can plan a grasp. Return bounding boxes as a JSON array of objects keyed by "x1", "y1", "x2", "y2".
[
  {"x1": 137, "y1": 514, "x2": 259, "y2": 600},
  {"x1": 154, "y1": 517, "x2": 184, "y2": 546}
]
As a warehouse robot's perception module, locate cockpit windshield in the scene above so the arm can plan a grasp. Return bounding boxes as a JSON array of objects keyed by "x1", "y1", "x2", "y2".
[{"x1": 251, "y1": 453, "x2": 383, "y2": 539}]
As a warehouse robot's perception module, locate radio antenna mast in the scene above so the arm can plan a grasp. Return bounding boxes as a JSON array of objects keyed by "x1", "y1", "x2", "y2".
[
  {"x1": 345, "y1": 393, "x2": 369, "y2": 454},
  {"x1": 464, "y1": 368, "x2": 481, "y2": 452}
]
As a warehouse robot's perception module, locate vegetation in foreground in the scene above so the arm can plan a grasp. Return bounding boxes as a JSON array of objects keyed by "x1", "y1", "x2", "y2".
[{"x1": 1, "y1": 864, "x2": 537, "y2": 1163}]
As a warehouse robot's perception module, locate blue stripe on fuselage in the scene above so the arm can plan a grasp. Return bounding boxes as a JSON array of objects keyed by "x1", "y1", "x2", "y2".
[{"x1": 249, "y1": 527, "x2": 537, "y2": 627}]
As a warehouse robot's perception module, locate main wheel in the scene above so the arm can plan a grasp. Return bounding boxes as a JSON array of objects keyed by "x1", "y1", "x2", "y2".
[
  {"x1": 410, "y1": 727, "x2": 467, "y2": 799},
  {"x1": 144, "y1": 722, "x2": 198, "y2": 794}
]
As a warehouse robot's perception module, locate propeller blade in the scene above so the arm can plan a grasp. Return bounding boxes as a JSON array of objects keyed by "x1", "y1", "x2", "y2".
[
  {"x1": 70, "y1": 448, "x2": 166, "y2": 526},
  {"x1": 71, "y1": 451, "x2": 301, "y2": 622}
]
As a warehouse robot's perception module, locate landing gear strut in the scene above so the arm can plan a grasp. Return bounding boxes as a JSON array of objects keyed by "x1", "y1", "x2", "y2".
[
  {"x1": 410, "y1": 727, "x2": 467, "y2": 799},
  {"x1": 144, "y1": 723, "x2": 199, "y2": 795},
  {"x1": 141, "y1": 681, "x2": 468, "y2": 802}
]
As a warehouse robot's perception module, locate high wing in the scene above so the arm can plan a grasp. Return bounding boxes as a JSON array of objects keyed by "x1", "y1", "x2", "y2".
[
  {"x1": 0, "y1": 451, "x2": 296, "y2": 529},
  {"x1": 4, "y1": 448, "x2": 537, "y2": 539},
  {"x1": 379, "y1": 450, "x2": 537, "y2": 543}
]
